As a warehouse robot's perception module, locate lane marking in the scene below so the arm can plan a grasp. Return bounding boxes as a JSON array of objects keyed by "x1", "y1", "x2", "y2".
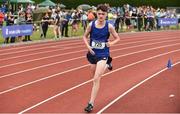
[
  {"x1": 18, "y1": 49, "x2": 180, "y2": 114},
  {"x1": 1, "y1": 35, "x2": 176, "y2": 62},
  {"x1": 1, "y1": 43, "x2": 180, "y2": 95},
  {"x1": 1, "y1": 41, "x2": 180, "y2": 81},
  {"x1": 97, "y1": 61, "x2": 180, "y2": 114},
  {"x1": 0, "y1": 38, "x2": 83, "y2": 51},
  {"x1": 1, "y1": 38, "x2": 179, "y2": 69},
  {"x1": 0, "y1": 33, "x2": 176, "y2": 56},
  {"x1": 0, "y1": 42, "x2": 83, "y2": 56}
]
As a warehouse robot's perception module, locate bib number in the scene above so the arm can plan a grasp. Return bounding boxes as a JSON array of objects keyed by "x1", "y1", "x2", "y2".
[{"x1": 91, "y1": 41, "x2": 106, "y2": 49}]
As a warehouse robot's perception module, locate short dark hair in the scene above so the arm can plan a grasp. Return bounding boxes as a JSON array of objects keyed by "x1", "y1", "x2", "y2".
[{"x1": 97, "y1": 4, "x2": 108, "y2": 12}]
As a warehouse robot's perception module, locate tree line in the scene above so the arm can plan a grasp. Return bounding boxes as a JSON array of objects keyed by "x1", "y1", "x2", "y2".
[{"x1": 34, "y1": 0, "x2": 180, "y2": 8}]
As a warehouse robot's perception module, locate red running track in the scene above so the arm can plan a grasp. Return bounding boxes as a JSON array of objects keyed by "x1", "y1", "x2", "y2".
[
  {"x1": 102, "y1": 63, "x2": 180, "y2": 113},
  {"x1": 0, "y1": 30, "x2": 179, "y2": 113}
]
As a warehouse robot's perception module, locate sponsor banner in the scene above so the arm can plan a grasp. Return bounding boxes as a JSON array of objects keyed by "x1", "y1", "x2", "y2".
[
  {"x1": 2, "y1": 24, "x2": 33, "y2": 38},
  {"x1": 158, "y1": 18, "x2": 178, "y2": 26}
]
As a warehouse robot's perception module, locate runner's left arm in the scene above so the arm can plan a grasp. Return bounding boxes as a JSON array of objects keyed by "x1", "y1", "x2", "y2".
[{"x1": 106, "y1": 24, "x2": 120, "y2": 47}]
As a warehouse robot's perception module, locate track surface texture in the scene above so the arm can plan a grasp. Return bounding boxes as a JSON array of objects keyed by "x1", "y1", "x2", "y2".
[{"x1": 0, "y1": 30, "x2": 179, "y2": 113}]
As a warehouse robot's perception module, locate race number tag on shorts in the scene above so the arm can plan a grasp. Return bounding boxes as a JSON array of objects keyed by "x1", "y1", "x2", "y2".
[{"x1": 91, "y1": 40, "x2": 106, "y2": 49}]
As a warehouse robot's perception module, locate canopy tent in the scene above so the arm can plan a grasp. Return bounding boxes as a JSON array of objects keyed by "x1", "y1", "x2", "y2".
[
  {"x1": 77, "y1": 4, "x2": 92, "y2": 11},
  {"x1": 33, "y1": 7, "x2": 49, "y2": 14},
  {"x1": 38, "y1": 0, "x2": 56, "y2": 7},
  {"x1": 59, "y1": 4, "x2": 66, "y2": 8},
  {"x1": 10, "y1": 0, "x2": 35, "y2": 3},
  {"x1": 0, "y1": 0, "x2": 7, "y2": 3},
  {"x1": 33, "y1": 7, "x2": 50, "y2": 22}
]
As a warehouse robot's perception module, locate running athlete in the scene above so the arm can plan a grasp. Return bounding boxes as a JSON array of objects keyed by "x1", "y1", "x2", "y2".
[{"x1": 83, "y1": 4, "x2": 120, "y2": 113}]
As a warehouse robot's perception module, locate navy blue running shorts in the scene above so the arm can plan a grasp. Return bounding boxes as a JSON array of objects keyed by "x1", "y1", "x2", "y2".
[{"x1": 86, "y1": 52, "x2": 110, "y2": 64}]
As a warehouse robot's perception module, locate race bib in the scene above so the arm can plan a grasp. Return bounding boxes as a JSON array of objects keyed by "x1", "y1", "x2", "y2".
[{"x1": 91, "y1": 40, "x2": 106, "y2": 49}]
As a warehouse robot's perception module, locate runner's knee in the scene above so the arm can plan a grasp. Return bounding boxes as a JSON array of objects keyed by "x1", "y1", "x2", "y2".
[{"x1": 93, "y1": 76, "x2": 101, "y2": 83}]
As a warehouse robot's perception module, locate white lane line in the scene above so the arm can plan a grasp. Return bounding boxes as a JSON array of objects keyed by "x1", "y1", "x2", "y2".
[
  {"x1": 1, "y1": 37, "x2": 179, "y2": 69},
  {"x1": 0, "y1": 49, "x2": 85, "y2": 68},
  {"x1": 0, "y1": 33, "x2": 149, "y2": 50},
  {"x1": 1, "y1": 40, "x2": 180, "y2": 80},
  {"x1": 118, "y1": 30, "x2": 180, "y2": 36},
  {"x1": 0, "y1": 41, "x2": 83, "y2": 56},
  {"x1": 1, "y1": 43, "x2": 180, "y2": 95},
  {"x1": 1, "y1": 35, "x2": 176, "y2": 62},
  {"x1": 0, "y1": 64, "x2": 90, "y2": 95},
  {"x1": 0, "y1": 38, "x2": 83, "y2": 52},
  {"x1": 0, "y1": 45, "x2": 84, "y2": 61},
  {"x1": 18, "y1": 48, "x2": 180, "y2": 114},
  {"x1": 0, "y1": 33, "x2": 175, "y2": 56},
  {"x1": 1, "y1": 31, "x2": 177, "y2": 55},
  {"x1": 97, "y1": 61, "x2": 180, "y2": 114}
]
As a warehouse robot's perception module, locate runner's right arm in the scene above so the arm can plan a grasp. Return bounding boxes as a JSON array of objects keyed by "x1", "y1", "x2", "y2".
[{"x1": 83, "y1": 22, "x2": 95, "y2": 55}]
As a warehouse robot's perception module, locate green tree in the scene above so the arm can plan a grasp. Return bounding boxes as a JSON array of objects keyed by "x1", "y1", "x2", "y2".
[{"x1": 34, "y1": 0, "x2": 180, "y2": 8}]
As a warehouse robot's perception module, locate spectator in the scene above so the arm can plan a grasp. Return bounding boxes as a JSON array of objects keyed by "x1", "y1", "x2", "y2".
[
  {"x1": 53, "y1": 10, "x2": 61, "y2": 39},
  {"x1": 114, "y1": 12, "x2": 120, "y2": 32},
  {"x1": 4, "y1": 12, "x2": 16, "y2": 43},
  {"x1": 155, "y1": 8, "x2": 161, "y2": 30},
  {"x1": 71, "y1": 12, "x2": 79, "y2": 36},
  {"x1": 23, "y1": 12, "x2": 33, "y2": 41},
  {"x1": 81, "y1": 11, "x2": 88, "y2": 32},
  {"x1": 64, "y1": 11, "x2": 71, "y2": 37},
  {"x1": 0, "y1": 12, "x2": 4, "y2": 28},
  {"x1": 17, "y1": 11, "x2": 26, "y2": 42},
  {"x1": 87, "y1": 10, "x2": 95, "y2": 22},
  {"x1": 61, "y1": 10, "x2": 69, "y2": 37},
  {"x1": 125, "y1": 11, "x2": 131, "y2": 31},
  {"x1": 41, "y1": 12, "x2": 50, "y2": 38},
  {"x1": 145, "y1": 7, "x2": 154, "y2": 31},
  {"x1": 137, "y1": 7, "x2": 143, "y2": 31}
]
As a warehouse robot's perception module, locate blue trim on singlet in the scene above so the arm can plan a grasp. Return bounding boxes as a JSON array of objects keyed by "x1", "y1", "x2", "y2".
[{"x1": 90, "y1": 20, "x2": 110, "y2": 57}]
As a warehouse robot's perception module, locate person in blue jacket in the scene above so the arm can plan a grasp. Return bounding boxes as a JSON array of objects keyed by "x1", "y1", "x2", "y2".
[{"x1": 83, "y1": 4, "x2": 120, "y2": 113}]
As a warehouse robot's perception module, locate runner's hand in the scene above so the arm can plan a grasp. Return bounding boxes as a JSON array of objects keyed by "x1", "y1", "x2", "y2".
[
  {"x1": 106, "y1": 42, "x2": 112, "y2": 47},
  {"x1": 88, "y1": 46, "x2": 95, "y2": 55}
]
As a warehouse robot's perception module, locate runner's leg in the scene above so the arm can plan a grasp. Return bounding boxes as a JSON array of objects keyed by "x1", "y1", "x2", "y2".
[{"x1": 90, "y1": 59, "x2": 107, "y2": 105}]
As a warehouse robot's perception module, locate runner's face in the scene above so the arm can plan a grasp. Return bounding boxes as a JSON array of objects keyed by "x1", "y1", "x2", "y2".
[{"x1": 97, "y1": 10, "x2": 107, "y2": 22}]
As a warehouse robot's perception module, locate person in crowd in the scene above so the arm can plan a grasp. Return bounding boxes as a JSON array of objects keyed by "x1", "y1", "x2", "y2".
[
  {"x1": 0, "y1": 12, "x2": 4, "y2": 29},
  {"x1": 114, "y1": 12, "x2": 120, "y2": 32},
  {"x1": 24, "y1": 12, "x2": 33, "y2": 41},
  {"x1": 41, "y1": 12, "x2": 50, "y2": 38},
  {"x1": 4, "y1": 12, "x2": 15, "y2": 43},
  {"x1": 125, "y1": 11, "x2": 131, "y2": 31},
  {"x1": 145, "y1": 7, "x2": 155, "y2": 31},
  {"x1": 81, "y1": 11, "x2": 88, "y2": 32},
  {"x1": 155, "y1": 8, "x2": 161, "y2": 30},
  {"x1": 137, "y1": 7, "x2": 144, "y2": 31},
  {"x1": 61, "y1": 10, "x2": 69, "y2": 37},
  {"x1": 64, "y1": 11, "x2": 71, "y2": 37},
  {"x1": 53, "y1": 10, "x2": 61, "y2": 39},
  {"x1": 17, "y1": 11, "x2": 26, "y2": 42},
  {"x1": 87, "y1": 10, "x2": 95, "y2": 23},
  {"x1": 71, "y1": 11, "x2": 79, "y2": 36}
]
